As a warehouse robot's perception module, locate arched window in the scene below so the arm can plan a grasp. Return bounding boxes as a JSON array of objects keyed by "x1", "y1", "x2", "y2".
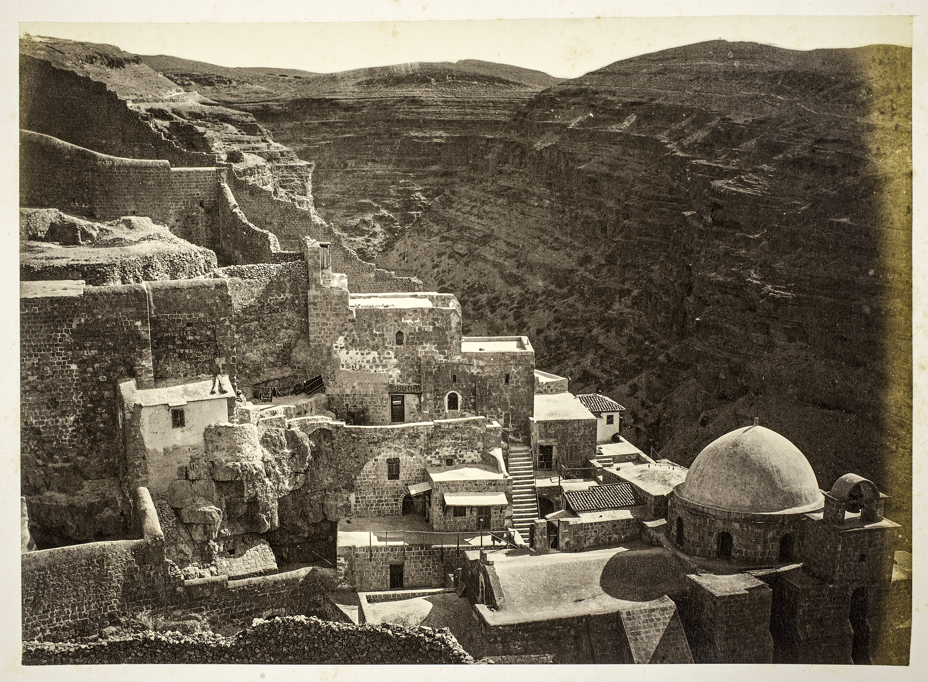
[
  {"x1": 675, "y1": 517, "x2": 684, "y2": 547},
  {"x1": 395, "y1": 331, "x2": 404, "y2": 346},
  {"x1": 717, "y1": 531, "x2": 733, "y2": 560},
  {"x1": 447, "y1": 392, "x2": 460, "y2": 411},
  {"x1": 779, "y1": 533, "x2": 795, "y2": 562}
]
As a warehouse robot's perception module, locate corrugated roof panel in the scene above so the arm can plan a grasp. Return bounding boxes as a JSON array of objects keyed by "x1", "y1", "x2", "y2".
[{"x1": 565, "y1": 483, "x2": 639, "y2": 512}]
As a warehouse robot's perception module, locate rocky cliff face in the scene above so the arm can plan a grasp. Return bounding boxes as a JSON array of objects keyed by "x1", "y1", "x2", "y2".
[{"x1": 245, "y1": 41, "x2": 912, "y2": 538}]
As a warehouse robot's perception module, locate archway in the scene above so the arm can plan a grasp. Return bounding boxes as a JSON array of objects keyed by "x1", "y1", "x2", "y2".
[{"x1": 401, "y1": 494, "x2": 414, "y2": 515}]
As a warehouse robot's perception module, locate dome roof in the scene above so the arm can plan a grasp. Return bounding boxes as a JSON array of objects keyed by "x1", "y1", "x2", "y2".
[{"x1": 676, "y1": 425, "x2": 823, "y2": 514}]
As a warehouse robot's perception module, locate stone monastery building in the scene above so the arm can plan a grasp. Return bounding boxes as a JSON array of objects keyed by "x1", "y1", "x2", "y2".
[{"x1": 17, "y1": 43, "x2": 910, "y2": 662}]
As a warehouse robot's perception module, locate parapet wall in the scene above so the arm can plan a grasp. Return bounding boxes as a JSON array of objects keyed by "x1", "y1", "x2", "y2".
[
  {"x1": 21, "y1": 131, "x2": 222, "y2": 249},
  {"x1": 230, "y1": 172, "x2": 421, "y2": 293}
]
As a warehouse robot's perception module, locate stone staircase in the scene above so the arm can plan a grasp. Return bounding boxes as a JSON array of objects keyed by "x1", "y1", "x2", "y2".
[{"x1": 508, "y1": 442, "x2": 538, "y2": 539}]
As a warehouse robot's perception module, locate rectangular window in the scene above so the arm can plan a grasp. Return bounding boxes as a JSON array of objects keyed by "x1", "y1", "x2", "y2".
[
  {"x1": 387, "y1": 457, "x2": 400, "y2": 481},
  {"x1": 504, "y1": 373, "x2": 510, "y2": 385},
  {"x1": 171, "y1": 408, "x2": 185, "y2": 429},
  {"x1": 606, "y1": 414, "x2": 614, "y2": 425},
  {"x1": 453, "y1": 505, "x2": 466, "y2": 518},
  {"x1": 538, "y1": 445, "x2": 553, "y2": 469},
  {"x1": 452, "y1": 373, "x2": 457, "y2": 384}
]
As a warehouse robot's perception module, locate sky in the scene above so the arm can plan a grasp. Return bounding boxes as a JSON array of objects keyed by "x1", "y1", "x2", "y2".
[{"x1": 16, "y1": 14, "x2": 914, "y2": 80}]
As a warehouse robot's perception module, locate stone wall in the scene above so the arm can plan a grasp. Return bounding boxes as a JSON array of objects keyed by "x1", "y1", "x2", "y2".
[
  {"x1": 460, "y1": 343, "x2": 535, "y2": 438},
  {"x1": 21, "y1": 283, "x2": 154, "y2": 546},
  {"x1": 339, "y1": 544, "x2": 466, "y2": 592},
  {"x1": 21, "y1": 131, "x2": 222, "y2": 250},
  {"x1": 429, "y1": 477, "x2": 512, "y2": 532},
  {"x1": 473, "y1": 609, "x2": 625, "y2": 664},
  {"x1": 20, "y1": 56, "x2": 216, "y2": 167},
  {"x1": 531, "y1": 417, "x2": 598, "y2": 471},
  {"x1": 800, "y1": 515, "x2": 896, "y2": 585},
  {"x1": 353, "y1": 452, "x2": 429, "y2": 517},
  {"x1": 339, "y1": 418, "x2": 496, "y2": 517},
  {"x1": 557, "y1": 513, "x2": 640, "y2": 552},
  {"x1": 21, "y1": 487, "x2": 337, "y2": 643},
  {"x1": 668, "y1": 496, "x2": 804, "y2": 566},
  {"x1": 677, "y1": 574, "x2": 774, "y2": 663},
  {"x1": 216, "y1": 182, "x2": 287, "y2": 266},
  {"x1": 763, "y1": 567, "x2": 854, "y2": 664},
  {"x1": 147, "y1": 279, "x2": 236, "y2": 382},
  {"x1": 218, "y1": 262, "x2": 311, "y2": 389},
  {"x1": 23, "y1": 616, "x2": 473, "y2": 664},
  {"x1": 230, "y1": 172, "x2": 420, "y2": 293}
]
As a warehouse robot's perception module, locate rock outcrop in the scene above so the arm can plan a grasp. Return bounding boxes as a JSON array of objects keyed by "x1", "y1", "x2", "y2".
[{"x1": 21, "y1": 209, "x2": 218, "y2": 285}]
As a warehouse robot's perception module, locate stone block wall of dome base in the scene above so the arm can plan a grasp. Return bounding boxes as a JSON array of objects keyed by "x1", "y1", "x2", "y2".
[
  {"x1": 668, "y1": 497, "x2": 806, "y2": 566},
  {"x1": 800, "y1": 513, "x2": 897, "y2": 585},
  {"x1": 676, "y1": 574, "x2": 774, "y2": 663}
]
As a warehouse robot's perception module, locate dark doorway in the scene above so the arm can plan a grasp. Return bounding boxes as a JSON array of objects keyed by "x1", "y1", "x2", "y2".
[
  {"x1": 850, "y1": 587, "x2": 872, "y2": 664},
  {"x1": 538, "y1": 496, "x2": 555, "y2": 517},
  {"x1": 390, "y1": 394, "x2": 404, "y2": 423},
  {"x1": 779, "y1": 533, "x2": 795, "y2": 562},
  {"x1": 477, "y1": 506, "x2": 491, "y2": 530},
  {"x1": 675, "y1": 517, "x2": 685, "y2": 547},
  {"x1": 717, "y1": 532, "x2": 733, "y2": 560},
  {"x1": 538, "y1": 445, "x2": 553, "y2": 470},
  {"x1": 389, "y1": 563, "x2": 404, "y2": 590},
  {"x1": 402, "y1": 494, "x2": 413, "y2": 515}
]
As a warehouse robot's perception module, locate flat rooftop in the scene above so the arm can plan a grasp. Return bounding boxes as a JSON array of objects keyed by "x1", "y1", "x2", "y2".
[
  {"x1": 337, "y1": 516, "x2": 508, "y2": 548},
  {"x1": 598, "y1": 438, "x2": 649, "y2": 460},
  {"x1": 427, "y1": 465, "x2": 506, "y2": 482},
  {"x1": 461, "y1": 338, "x2": 525, "y2": 352},
  {"x1": 130, "y1": 375, "x2": 234, "y2": 408},
  {"x1": 349, "y1": 296, "x2": 432, "y2": 308},
  {"x1": 534, "y1": 369, "x2": 567, "y2": 383},
  {"x1": 533, "y1": 392, "x2": 597, "y2": 422},
  {"x1": 613, "y1": 462, "x2": 688, "y2": 497},
  {"x1": 474, "y1": 545, "x2": 690, "y2": 626},
  {"x1": 21, "y1": 279, "x2": 86, "y2": 298}
]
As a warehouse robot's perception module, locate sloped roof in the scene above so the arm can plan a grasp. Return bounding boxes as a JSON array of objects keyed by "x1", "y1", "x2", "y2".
[
  {"x1": 576, "y1": 394, "x2": 626, "y2": 414},
  {"x1": 565, "y1": 483, "x2": 639, "y2": 512}
]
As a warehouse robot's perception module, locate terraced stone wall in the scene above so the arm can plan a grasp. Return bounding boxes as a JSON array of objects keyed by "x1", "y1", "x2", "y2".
[
  {"x1": 230, "y1": 172, "x2": 421, "y2": 293},
  {"x1": 20, "y1": 131, "x2": 222, "y2": 249}
]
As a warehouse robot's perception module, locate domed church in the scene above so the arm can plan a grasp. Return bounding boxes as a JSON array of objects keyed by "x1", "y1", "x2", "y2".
[
  {"x1": 667, "y1": 422, "x2": 908, "y2": 664},
  {"x1": 670, "y1": 423, "x2": 823, "y2": 565}
]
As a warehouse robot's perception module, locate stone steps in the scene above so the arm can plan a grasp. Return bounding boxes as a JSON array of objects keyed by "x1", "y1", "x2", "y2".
[{"x1": 508, "y1": 444, "x2": 538, "y2": 538}]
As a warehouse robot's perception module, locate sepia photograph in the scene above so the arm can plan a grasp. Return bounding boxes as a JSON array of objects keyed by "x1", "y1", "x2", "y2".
[{"x1": 7, "y1": 1, "x2": 919, "y2": 672}]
